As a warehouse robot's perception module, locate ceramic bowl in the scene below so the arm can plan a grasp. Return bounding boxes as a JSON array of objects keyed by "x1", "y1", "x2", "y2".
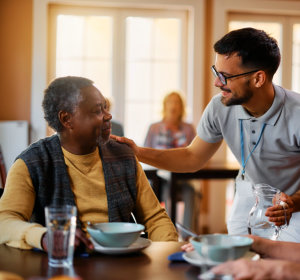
[
  {"x1": 87, "y1": 222, "x2": 145, "y2": 247},
  {"x1": 190, "y1": 234, "x2": 253, "y2": 263}
]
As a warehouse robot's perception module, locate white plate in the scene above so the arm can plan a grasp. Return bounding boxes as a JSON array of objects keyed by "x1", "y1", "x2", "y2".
[
  {"x1": 90, "y1": 237, "x2": 152, "y2": 255},
  {"x1": 183, "y1": 251, "x2": 259, "y2": 267},
  {"x1": 183, "y1": 251, "x2": 220, "y2": 267}
]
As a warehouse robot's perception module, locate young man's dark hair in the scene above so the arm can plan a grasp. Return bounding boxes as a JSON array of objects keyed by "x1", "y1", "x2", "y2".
[{"x1": 214, "y1": 27, "x2": 281, "y2": 79}]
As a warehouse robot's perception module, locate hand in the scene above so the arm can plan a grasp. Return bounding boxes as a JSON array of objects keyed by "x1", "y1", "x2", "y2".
[
  {"x1": 110, "y1": 135, "x2": 140, "y2": 155},
  {"x1": 265, "y1": 192, "x2": 294, "y2": 226},
  {"x1": 181, "y1": 242, "x2": 194, "y2": 252},
  {"x1": 211, "y1": 259, "x2": 285, "y2": 280},
  {"x1": 74, "y1": 228, "x2": 94, "y2": 252},
  {"x1": 41, "y1": 228, "x2": 94, "y2": 252}
]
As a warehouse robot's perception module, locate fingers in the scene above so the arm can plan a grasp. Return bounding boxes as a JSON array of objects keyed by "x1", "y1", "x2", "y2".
[
  {"x1": 75, "y1": 229, "x2": 94, "y2": 251},
  {"x1": 265, "y1": 204, "x2": 292, "y2": 226},
  {"x1": 211, "y1": 260, "x2": 236, "y2": 276},
  {"x1": 181, "y1": 243, "x2": 194, "y2": 252},
  {"x1": 110, "y1": 135, "x2": 123, "y2": 142}
]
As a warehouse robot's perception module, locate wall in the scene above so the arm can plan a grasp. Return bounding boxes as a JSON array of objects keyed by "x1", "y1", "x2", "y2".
[{"x1": 0, "y1": 0, "x2": 33, "y2": 122}]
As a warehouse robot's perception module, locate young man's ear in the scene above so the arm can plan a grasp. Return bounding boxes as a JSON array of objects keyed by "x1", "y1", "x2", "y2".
[
  {"x1": 253, "y1": 70, "x2": 266, "y2": 88},
  {"x1": 58, "y1": 111, "x2": 73, "y2": 129}
]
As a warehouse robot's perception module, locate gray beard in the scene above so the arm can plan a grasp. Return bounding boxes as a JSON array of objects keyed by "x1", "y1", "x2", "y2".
[{"x1": 97, "y1": 136, "x2": 109, "y2": 146}]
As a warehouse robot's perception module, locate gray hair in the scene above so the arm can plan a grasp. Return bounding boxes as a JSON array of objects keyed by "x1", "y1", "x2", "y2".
[{"x1": 42, "y1": 76, "x2": 94, "y2": 132}]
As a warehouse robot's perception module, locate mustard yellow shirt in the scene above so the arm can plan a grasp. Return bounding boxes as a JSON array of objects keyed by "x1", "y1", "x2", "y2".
[{"x1": 0, "y1": 147, "x2": 178, "y2": 250}]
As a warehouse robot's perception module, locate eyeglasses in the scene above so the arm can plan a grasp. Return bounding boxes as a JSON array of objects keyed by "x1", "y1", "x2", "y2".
[{"x1": 211, "y1": 65, "x2": 260, "y2": 85}]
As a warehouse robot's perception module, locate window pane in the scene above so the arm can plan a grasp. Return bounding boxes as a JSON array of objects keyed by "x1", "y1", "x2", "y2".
[
  {"x1": 126, "y1": 62, "x2": 152, "y2": 101},
  {"x1": 229, "y1": 21, "x2": 282, "y2": 86},
  {"x1": 56, "y1": 15, "x2": 113, "y2": 98},
  {"x1": 125, "y1": 17, "x2": 182, "y2": 145},
  {"x1": 126, "y1": 17, "x2": 152, "y2": 60},
  {"x1": 292, "y1": 24, "x2": 300, "y2": 92},
  {"x1": 126, "y1": 102, "x2": 153, "y2": 146},
  {"x1": 57, "y1": 15, "x2": 84, "y2": 58},
  {"x1": 154, "y1": 18, "x2": 180, "y2": 59}
]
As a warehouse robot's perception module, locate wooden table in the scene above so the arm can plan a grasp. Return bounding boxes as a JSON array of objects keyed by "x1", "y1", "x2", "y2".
[{"x1": 0, "y1": 242, "x2": 202, "y2": 280}]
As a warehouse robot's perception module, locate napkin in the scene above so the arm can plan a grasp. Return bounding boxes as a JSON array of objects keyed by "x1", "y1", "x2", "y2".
[{"x1": 167, "y1": 251, "x2": 185, "y2": 262}]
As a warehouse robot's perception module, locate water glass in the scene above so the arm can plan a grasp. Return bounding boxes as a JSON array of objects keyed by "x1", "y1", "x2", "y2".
[{"x1": 45, "y1": 205, "x2": 77, "y2": 267}]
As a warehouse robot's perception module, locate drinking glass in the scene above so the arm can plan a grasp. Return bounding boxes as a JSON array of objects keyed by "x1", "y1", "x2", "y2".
[
  {"x1": 45, "y1": 205, "x2": 77, "y2": 267},
  {"x1": 248, "y1": 183, "x2": 287, "y2": 240},
  {"x1": 198, "y1": 236, "x2": 234, "y2": 280}
]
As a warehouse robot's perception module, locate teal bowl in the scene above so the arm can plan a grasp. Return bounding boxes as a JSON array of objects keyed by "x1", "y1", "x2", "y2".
[
  {"x1": 87, "y1": 222, "x2": 145, "y2": 247},
  {"x1": 190, "y1": 234, "x2": 253, "y2": 263}
]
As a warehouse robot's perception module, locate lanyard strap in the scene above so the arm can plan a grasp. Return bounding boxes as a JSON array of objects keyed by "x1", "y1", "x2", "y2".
[{"x1": 240, "y1": 120, "x2": 266, "y2": 179}]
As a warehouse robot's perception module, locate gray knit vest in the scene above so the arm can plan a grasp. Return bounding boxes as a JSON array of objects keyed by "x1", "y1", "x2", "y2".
[{"x1": 17, "y1": 134, "x2": 137, "y2": 226}]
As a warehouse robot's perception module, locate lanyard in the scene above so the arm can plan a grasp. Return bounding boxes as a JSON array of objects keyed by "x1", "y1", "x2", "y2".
[{"x1": 240, "y1": 119, "x2": 266, "y2": 180}]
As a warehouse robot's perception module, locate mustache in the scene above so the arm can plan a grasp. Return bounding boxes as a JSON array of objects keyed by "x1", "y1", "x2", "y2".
[{"x1": 221, "y1": 87, "x2": 231, "y2": 93}]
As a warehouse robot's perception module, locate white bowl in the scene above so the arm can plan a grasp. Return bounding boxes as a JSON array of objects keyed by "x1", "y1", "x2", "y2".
[
  {"x1": 190, "y1": 234, "x2": 253, "y2": 263},
  {"x1": 87, "y1": 222, "x2": 145, "y2": 247}
]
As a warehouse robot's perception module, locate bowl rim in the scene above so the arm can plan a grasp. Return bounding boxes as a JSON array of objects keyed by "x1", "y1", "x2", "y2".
[
  {"x1": 190, "y1": 234, "x2": 253, "y2": 248},
  {"x1": 87, "y1": 222, "x2": 145, "y2": 234}
]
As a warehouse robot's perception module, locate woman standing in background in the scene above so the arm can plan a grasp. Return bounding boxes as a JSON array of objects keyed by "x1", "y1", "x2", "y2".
[
  {"x1": 144, "y1": 91, "x2": 199, "y2": 233},
  {"x1": 144, "y1": 91, "x2": 195, "y2": 149}
]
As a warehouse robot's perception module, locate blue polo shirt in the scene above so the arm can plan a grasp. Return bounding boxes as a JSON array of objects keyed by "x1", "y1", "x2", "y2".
[{"x1": 197, "y1": 84, "x2": 300, "y2": 241}]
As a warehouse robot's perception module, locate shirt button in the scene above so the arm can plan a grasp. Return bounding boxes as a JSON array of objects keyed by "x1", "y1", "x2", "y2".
[
  {"x1": 252, "y1": 142, "x2": 256, "y2": 145},
  {"x1": 252, "y1": 130, "x2": 255, "y2": 133}
]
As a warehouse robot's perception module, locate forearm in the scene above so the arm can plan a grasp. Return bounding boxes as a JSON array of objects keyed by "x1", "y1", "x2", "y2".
[
  {"x1": 278, "y1": 261, "x2": 300, "y2": 280},
  {"x1": 0, "y1": 216, "x2": 46, "y2": 250},
  {"x1": 290, "y1": 190, "x2": 300, "y2": 212},
  {"x1": 0, "y1": 159, "x2": 46, "y2": 250},
  {"x1": 136, "y1": 146, "x2": 202, "y2": 172},
  {"x1": 136, "y1": 136, "x2": 221, "y2": 172},
  {"x1": 251, "y1": 236, "x2": 300, "y2": 262}
]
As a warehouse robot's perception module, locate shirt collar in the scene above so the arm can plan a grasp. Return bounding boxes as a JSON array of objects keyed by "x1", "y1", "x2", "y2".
[{"x1": 236, "y1": 84, "x2": 285, "y2": 125}]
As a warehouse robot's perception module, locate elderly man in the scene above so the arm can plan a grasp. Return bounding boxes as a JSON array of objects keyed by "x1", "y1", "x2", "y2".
[{"x1": 0, "y1": 76, "x2": 178, "y2": 252}]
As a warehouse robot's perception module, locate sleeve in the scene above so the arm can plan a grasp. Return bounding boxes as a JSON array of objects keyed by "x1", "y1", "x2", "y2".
[
  {"x1": 0, "y1": 159, "x2": 47, "y2": 250},
  {"x1": 197, "y1": 95, "x2": 224, "y2": 143},
  {"x1": 133, "y1": 159, "x2": 178, "y2": 241}
]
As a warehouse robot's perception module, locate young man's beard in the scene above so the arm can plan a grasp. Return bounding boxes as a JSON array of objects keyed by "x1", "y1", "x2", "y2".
[{"x1": 221, "y1": 85, "x2": 253, "y2": 106}]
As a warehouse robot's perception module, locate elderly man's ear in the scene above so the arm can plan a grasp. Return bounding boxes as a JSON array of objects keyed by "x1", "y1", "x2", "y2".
[{"x1": 58, "y1": 111, "x2": 73, "y2": 129}]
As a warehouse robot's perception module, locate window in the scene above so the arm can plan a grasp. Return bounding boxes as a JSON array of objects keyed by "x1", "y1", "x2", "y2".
[
  {"x1": 49, "y1": 5, "x2": 188, "y2": 145},
  {"x1": 292, "y1": 24, "x2": 300, "y2": 92},
  {"x1": 228, "y1": 13, "x2": 300, "y2": 92},
  {"x1": 229, "y1": 19, "x2": 282, "y2": 86}
]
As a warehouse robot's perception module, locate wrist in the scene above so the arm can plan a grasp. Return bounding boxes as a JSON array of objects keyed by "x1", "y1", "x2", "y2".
[{"x1": 41, "y1": 232, "x2": 48, "y2": 252}]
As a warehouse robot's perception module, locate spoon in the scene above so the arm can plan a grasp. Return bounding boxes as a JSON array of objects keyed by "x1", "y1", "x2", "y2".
[
  {"x1": 86, "y1": 221, "x2": 101, "y2": 231},
  {"x1": 175, "y1": 222, "x2": 198, "y2": 238}
]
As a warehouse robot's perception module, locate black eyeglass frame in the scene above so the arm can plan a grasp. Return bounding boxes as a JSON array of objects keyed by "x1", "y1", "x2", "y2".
[{"x1": 211, "y1": 65, "x2": 260, "y2": 85}]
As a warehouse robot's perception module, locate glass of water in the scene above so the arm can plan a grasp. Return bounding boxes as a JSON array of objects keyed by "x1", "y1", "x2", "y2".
[{"x1": 45, "y1": 205, "x2": 77, "y2": 267}]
